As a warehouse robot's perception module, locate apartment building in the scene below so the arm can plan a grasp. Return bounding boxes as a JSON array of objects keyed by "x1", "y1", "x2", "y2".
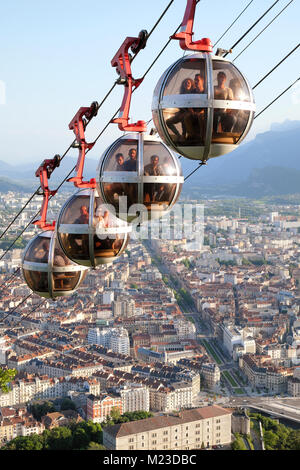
[
  {"x1": 200, "y1": 363, "x2": 221, "y2": 390},
  {"x1": 239, "y1": 354, "x2": 293, "y2": 393},
  {"x1": 119, "y1": 385, "x2": 150, "y2": 413},
  {"x1": 103, "y1": 405, "x2": 232, "y2": 450},
  {"x1": 86, "y1": 394, "x2": 123, "y2": 423}
]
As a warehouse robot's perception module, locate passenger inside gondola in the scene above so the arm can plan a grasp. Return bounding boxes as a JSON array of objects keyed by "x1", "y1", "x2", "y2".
[
  {"x1": 213, "y1": 71, "x2": 237, "y2": 134},
  {"x1": 165, "y1": 78, "x2": 195, "y2": 141}
]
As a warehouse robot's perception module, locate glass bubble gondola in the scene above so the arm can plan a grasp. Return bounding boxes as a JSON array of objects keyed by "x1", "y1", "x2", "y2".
[
  {"x1": 22, "y1": 230, "x2": 87, "y2": 299},
  {"x1": 152, "y1": 52, "x2": 255, "y2": 162},
  {"x1": 96, "y1": 132, "x2": 184, "y2": 223},
  {"x1": 57, "y1": 188, "x2": 131, "y2": 268}
]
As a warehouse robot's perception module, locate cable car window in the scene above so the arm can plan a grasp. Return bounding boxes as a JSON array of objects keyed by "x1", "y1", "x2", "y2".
[
  {"x1": 213, "y1": 61, "x2": 250, "y2": 102},
  {"x1": 162, "y1": 108, "x2": 207, "y2": 146},
  {"x1": 103, "y1": 139, "x2": 138, "y2": 172},
  {"x1": 23, "y1": 270, "x2": 49, "y2": 292},
  {"x1": 143, "y1": 142, "x2": 177, "y2": 176},
  {"x1": 52, "y1": 271, "x2": 81, "y2": 292},
  {"x1": 212, "y1": 109, "x2": 251, "y2": 144},
  {"x1": 24, "y1": 236, "x2": 50, "y2": 263},
  {"x1": 59, "y1": 195, "x2": 90, "y2": 225},
  {"x1": 59, "y1": 233, "x2": 90, "y2": 260},
  {"x1": 102, "y1": 182, "x2": 138, "y2": 211},
  {"x1": 163, "y1": 59, "x2": 207, "y2": 96}
]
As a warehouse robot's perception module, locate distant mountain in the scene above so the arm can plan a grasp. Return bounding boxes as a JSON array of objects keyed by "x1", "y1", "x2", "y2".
[
  {"x1": 181, "y1": 121, "x2": 300, "y2": 195},
  {"x1": 0, "y1": 119, "x2": 299, "y2": 197},
  {"x1": 0, "y1": 177, "x2": 35, "y2": 193}
]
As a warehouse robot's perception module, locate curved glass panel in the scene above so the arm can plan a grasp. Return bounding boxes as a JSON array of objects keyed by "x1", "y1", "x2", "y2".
[
  {"x1": 24, "y1": 236, "x2": 50, "y2": 264},
  {"x1": 163, "y1": 58, "x2": 207, "y2": 96},
  {"x1": 102, "y1": 182, "x2": 138, "y2": 213},
  {"x1": 162, "y1": 108, "x2": 207, "y2": 147},
  {"x1": 103, "y1": 139, "x2": 138, "y2": 172},
  {"x1": 59, "y1": 195, "x2": 90, "y2": 225},
  {"x1": 212, "y1": 109, "x2": 251, "y2": 144},
  {"x1": 23, "y1": 269, "x2": 49, "y2": 292},
  {"x1": 59, "y1": 233, "x2": 90, "y2": 261},
  {"x1": 213, "y1": 60, "x2": 251, "y2": 102},
  {"x1": 143, "y1": 141, "x2": 178, "y2": 176},
  {"x1": 52, "y1": 271, "x2": 81, "y2": 292},
  {"x1": 94, "y1": 196, "x2": 127, "y2": 258}
]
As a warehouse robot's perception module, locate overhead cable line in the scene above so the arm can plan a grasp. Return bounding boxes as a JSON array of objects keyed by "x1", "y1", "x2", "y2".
[
  {"x1": 0, "y1": 267, "x2": 20, "y2": 291},
  {"x1": 213, "y1": 0, "x2": 255, "y2": 48},
  {"x1": 1, "y1": 293, "x2": 33, "y2": 322},
  {"x1": 223, "y1": 0, "x2": 281, "y2": 57},
  {"x1": 254, "y1": 76, "x2": 300, "y2": 119},
  {"x1": 4, "y1": 298, "x2": 47, "y2": 332},
  {"x1": 0, "y1": 0, "x2": 176, "y2": 242},
  {"x1": 253, "y1": 43, "x2": 300, "y2": 89},
  {"x1": 233, "y1": 0, "x2": 295, "y2": 62},
  {"x1": 184, "y1": 76, "x2": 300, "y2": 181}
]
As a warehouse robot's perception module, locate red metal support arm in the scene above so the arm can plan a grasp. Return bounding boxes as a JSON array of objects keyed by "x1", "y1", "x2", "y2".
[
  {"x1": 33, "y1": 155, "x2": 61, "y2": 231},
  {"x1": 111, "y1": 32, "x2": 148, "y2": 132},
  {"x1": 67, "y1": 102, "x2": 98, "y2": 189},
  {"x1": 170, "y1": 0, "x2": 212, "y2": 52}
]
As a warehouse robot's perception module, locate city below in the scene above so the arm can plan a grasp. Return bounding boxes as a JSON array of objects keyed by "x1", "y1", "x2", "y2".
[{"x1": 1, "y1": 191, "x2": 300, "y2": 451}]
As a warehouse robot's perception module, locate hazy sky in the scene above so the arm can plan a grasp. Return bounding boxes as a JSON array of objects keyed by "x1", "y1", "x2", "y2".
[{"x1": 0, "y1": 0, "x2": 299, "y2": 167}]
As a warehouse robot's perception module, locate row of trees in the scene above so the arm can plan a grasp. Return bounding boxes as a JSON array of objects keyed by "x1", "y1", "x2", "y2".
[
  {"x1": 250, "y1": 413, "x2": 300, "y2": 450},
  {"x1": 2, "y1": 420, "x2": 104, "y2": 450},
  {"x1": 1, "y1": 408, "x2": 153, "y2": 451}
]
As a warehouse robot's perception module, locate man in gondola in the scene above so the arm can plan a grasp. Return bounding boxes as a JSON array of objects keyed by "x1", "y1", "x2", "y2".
[{"x1": 213, "y1": 71, "x2": 237, "y2": 133}]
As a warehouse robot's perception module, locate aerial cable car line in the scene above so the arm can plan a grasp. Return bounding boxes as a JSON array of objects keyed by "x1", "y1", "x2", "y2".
[
  {"x1": 0, "y1": 21, "x2": 187, "y2": 253},
  {"x1": 0, "y1": 1, "x2": 176, "y2": 242},
  {"x1": 0, "y1": 3, "x2": 297, "y2": 316},
  {"x1": 0, "y1": 267, "x2": 21, "y2": 291},
  {"x1": 0, "y1": 1, "x2": 297, "y2": 259},
  {"x1": 184, "y1": 76, "x2": 300, "y2": 182},
  {"x1": 213, "y1": 0, "x2": 255, "y2": 48},
  {"x1": 0, "y1": 0, "x2": 278, "y2": 242},
  {"x1": 254, "y1": 76, "x2": 300, "y2": 120},
  {"x1": 232, "y1": 0, "x2": 295, "y2": 62},
  {"x1": 0, "y1": 294, "x2": 33, "y2": 323},
  {"x1": 4, "y1": 298, "x2": 47, "y2": 333},
  {"x1": 223, "y1": 0, "x2": 281, "y2": 58},
  {"x1": 253, "y1": 43, "x2": 300, "y2": 89}
]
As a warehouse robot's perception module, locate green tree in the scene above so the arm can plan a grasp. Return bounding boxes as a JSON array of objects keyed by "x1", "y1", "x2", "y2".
[
  {"x1": 87, "y1": 442, "x2": 106, "y2": 450},
  {"x1": 0, "y1": 368, "x2": 16, "y2": 393},
  {"x1": 72, "y1": 427, "x2": 90, "y2": 449},
  {"x1": 3, "y1": 434, "x2": 44, "y2": 450},
  {"x1": 60, "y1": 397, "x2": 76, "y2": 411},
  {"x1": 46, "y1": 426, "x2": 73, "y2": 450},
  {"x1": 31, "y1": 401, "x2": 55, "y2": 421},
  {"x1": 109, "y1": 407, "x2": 121, "y2": 422}
]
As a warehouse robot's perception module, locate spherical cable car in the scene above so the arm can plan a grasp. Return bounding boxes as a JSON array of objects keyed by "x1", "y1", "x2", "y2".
[
  {"x1": 152, "y1": 0, "x2": 256, "y2": 162},
  {"x1": 21, "y1": 157, "x2": 87, "y2": 299},
  {"x1": 57, "y1": 188, "x2": 131, "y2": 268},
  {"x1": 56, "y1": 105, "x2": 131, "y2": 268},
  {"x1": 22, "y1": 230, "x2": 87, "y2": 299},
  {"x1": 97, "y1": 34, "x2": 184, "y2": 224},
  {"x1": 97, "y1": 132, "x2": 183, "y2": 223}
]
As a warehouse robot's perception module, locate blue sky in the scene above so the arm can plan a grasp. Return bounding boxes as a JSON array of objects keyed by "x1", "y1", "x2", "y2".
[{"x1": 0, "y1": 0, "x2": 299, "y2": 166}]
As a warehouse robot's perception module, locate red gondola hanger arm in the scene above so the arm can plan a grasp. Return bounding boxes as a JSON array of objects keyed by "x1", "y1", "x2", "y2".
[
  {"x1": 67, "y1": 102, "x2": 98, "y2": 189},
  {"x1": 111, "y1": 31, "x2": 148, "y2": 133},
  {"x1": 33, "y1": 155, "x2": 61, "y2": 231},
  {"x1": 170, "y1": 0, "x2": 212, "y2": 52}
]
